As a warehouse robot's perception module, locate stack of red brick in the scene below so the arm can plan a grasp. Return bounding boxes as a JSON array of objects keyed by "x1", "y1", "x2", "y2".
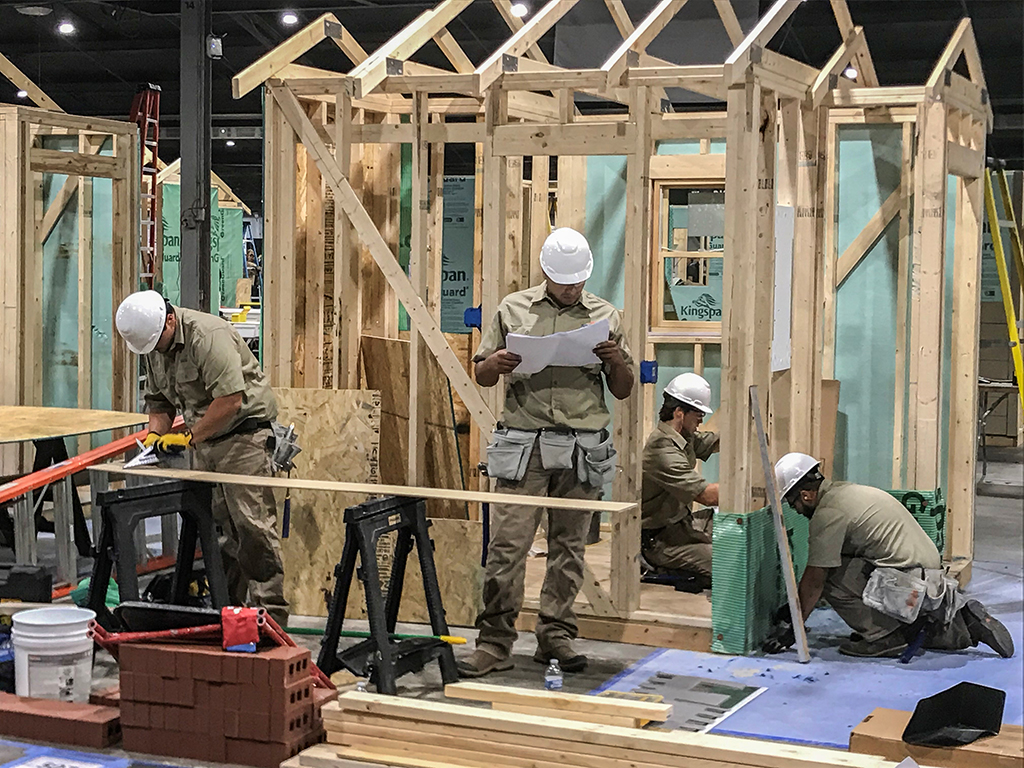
[{"x1": 119, "y1": 643, "x2": 329, "y2": 768}]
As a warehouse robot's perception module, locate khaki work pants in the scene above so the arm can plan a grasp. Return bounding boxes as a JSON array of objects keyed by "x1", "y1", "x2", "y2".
[
  {"x1": 476, "y1": 449, "x2": 599, "y2": 659},
  {"x1": 826, "y1": 557, "x2": 971, "y2": 649},
  {"x1": 644, "y1": 522, "x2": 712, "y2": 578},
  {"x1": 194, "y1": 427, "x2": 289, "y2": 625}
]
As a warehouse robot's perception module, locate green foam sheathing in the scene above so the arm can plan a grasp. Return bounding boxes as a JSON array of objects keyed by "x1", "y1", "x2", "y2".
[
  {"x1": 711, "y1": 490, "x2": 939, "y2": 654},
  {"x1": 939, "y1": 175, "x2": 958, "y2": 494}
]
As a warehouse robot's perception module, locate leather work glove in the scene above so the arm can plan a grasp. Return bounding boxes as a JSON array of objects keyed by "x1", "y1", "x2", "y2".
[
  {"x1": 762, "y1": 604, "x2": 795, "y2": 654},
  {"x1": 142, "y1": 432, "x2": 161, "y2": 448},
  {"x1": 155, "y1": 431, "x2": 193, "y2": 454}
]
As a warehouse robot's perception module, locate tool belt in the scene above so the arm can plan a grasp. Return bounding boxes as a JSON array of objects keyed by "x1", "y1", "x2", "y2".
[
  {"x1": 862, "y1": 566, "x2": 966, "y2": 627},
  {"x1": 207, "y1": 418, "x2": 273, "y2": 445},
  {"x1": 485, "y1": 425, "x2": 617, "y2": 488}
]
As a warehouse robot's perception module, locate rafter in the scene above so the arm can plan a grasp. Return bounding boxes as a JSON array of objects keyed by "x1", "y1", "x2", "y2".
[
  {"x1": 811, "y1": 26, "x2": 867, "y2": 107},
  {"x1": 492, "y1": 0, "x2": 548, "y2": 63},
  {"x1": 828, "y1": 0, "x2": 877, "y2": 87},
  {"x1": 927, "y1": 18, "x2": 987, "y2": 94},
  {"x1": 713, "y1": 0, "x2": 745, "y2": 47},
  {"x1": 725, "y1": 0, "x2": 801, "y2": 84},
  {"x1": 601, "y1": 0, "x2": 690, "y2": 85},
  {"x1": 0, "y1": 51, "x2": 62, "y2": 112},
  {"x1": 232, "y1": 13, "x2": 366, "y2": 99},
  {"x1": 348, "y1": 0, "x2": 468, "y2": 99},
  {"x1": 476, "y1": 0, "x2": 579, "y2": 91},
  {"x1": 600, "y1": 1, "x2": 672, "y2": 105},
  {"x1": 433, "y1": 28, "x2": 474, "y2": 74}
]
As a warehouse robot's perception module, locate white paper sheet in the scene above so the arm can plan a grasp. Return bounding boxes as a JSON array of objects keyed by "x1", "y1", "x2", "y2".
[{"x1": 506, "y1": 318, "x2": 609, "y2": 375}]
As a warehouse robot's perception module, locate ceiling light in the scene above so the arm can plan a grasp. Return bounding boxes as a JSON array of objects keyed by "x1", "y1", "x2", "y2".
[
  {"x1": 281, "y1": 11, "x2": 299, "y2": 25},
  {"x1": 842, "y1": 65, "x2": 857, "y2": 80},
  {"x1": 510, "y1": 3, "x2": 529, "y2": 18},
  {"x1": 15, "y1": 5, "x2": 53, "y2": 16},
  {"x1": 57, "y1": 20, "x2": 74, "y2": 34},
  {"x1": 226, "y1": 140, "x2": 236, "y2": 147},
  {"x1": 16, "y1": 90, "x2": 28, "y2": 98}
]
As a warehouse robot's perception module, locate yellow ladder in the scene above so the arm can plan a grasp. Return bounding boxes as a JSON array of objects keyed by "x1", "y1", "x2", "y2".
[{"x1": 982, "y1": 162, "x2": 1024, "y2": 413}]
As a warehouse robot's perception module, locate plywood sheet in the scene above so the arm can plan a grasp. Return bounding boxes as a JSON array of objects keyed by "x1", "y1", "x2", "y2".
[
  {"x1": 0, "y1": 406, "x2": 148, "y2": 444},
  {"x1": 274, "y1": 387, "x2": 482, "y2": 625}
]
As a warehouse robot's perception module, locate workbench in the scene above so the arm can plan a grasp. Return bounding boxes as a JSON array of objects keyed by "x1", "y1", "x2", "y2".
[{"x1": 0, "y1": 406, "x2": 148, "y2": 586}]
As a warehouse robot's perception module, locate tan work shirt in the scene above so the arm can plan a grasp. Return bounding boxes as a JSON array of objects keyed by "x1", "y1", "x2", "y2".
[
  {"x1": 473, "y1": 284, "x2": 632, "y2": 431},
  {"x1": 641, "y1": 420, "x2": 720, "y2": 531},
  {"x1": 143, "y1": 306, "x2": 277, "y2": 437},
  {"x1": 806, "y1": 480, "x2": 941, "y2": 570}
]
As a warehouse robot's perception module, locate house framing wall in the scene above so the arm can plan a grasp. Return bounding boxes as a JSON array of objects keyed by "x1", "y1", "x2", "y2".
[
  {"x1": 0, "y1": 105, "x2": 140, "y2": 474},
  {"x1": 236, "y1": 1, "x2": 991, "y2": 634}
]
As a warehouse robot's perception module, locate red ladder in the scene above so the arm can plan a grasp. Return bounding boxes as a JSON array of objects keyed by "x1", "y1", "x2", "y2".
[{"x1": 129, "y1": 83, "x2": 162, "y2": 288}]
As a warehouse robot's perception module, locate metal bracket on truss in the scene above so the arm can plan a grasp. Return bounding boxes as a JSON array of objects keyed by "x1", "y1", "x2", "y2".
[
  {"x1": 502, "y1": 54, "x2": 519, "y2": 73},
  {"x1": 324, "y1": 19, "x2": 343, "y2": 40},
  {"x1": 386, "y1": 58, "x2": 404, "y2": 76}
]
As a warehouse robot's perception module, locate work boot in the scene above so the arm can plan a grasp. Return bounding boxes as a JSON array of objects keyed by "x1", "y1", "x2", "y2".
[
  {"x1": 962, "y1": 600, "x2": 1015, "y2": 658},
  {"x1": 533, "y1": 645, "x2": 587, "y2": 672},
  {"x1": 838, "y1": 631, "x2": 908, "y2": 658},
  {"x1": 456, "y1": 648, "x2": 513, "y2": 678}
]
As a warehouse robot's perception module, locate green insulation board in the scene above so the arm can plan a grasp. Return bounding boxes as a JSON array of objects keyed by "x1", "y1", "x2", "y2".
[{"x1": 711, "y1": 488, "x2": 944, "y2": 655}]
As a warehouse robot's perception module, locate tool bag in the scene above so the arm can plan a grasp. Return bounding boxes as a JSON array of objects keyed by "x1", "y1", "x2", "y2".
[{"x1": 862, "y1": 566, "x2": 966, "y2": 626}]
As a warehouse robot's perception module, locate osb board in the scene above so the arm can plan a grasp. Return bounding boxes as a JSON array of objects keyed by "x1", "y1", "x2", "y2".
[
  {"x1": 360, "y1": 334, "x2": 468, "y2": 519},
  {"x1": 275, "y1": 388, "x2": 482, "y2": 625},
  {"x1": 0, "y1": 406, "x2": 148, "y2": 444}
]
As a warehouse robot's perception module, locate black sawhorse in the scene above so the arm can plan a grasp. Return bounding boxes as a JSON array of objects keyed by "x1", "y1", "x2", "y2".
[
  {"x1": 317, "y1": 495, "x2": 458, "y2": 695},
  {"x1": 86, "y1": 480, "x2": 229, "y2": 630}
]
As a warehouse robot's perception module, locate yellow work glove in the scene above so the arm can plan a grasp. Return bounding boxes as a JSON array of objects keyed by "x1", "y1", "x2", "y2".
[
  {"x1": 155, "y1": 431, "x2": 193, "y2": 454},
  {"x1": 142, "y1": 432, "x2": 161, "y2": 448}
]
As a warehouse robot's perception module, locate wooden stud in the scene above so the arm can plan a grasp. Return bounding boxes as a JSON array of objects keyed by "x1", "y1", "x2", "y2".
[
  {"x1": 409, "y1": 93, "x2": 430, "y2": 485},
  {"x1": 529, "y1": 155, "x2": 549, "y2": 286},
  {"x1": 821, "y1": 116, "x2": 838, "y2": 377},
  {"x1": 77, "y1": 134, "x2": 97, "y2": 454},
  {"x1": 481, "y1": 91, "x2": 508, "y2": 437},
  {"x1": 303, "y1": 103, "x2": 327, "y2": 387},
  {"x1": 891, "y1": 121, "x2": 913, "y2": 487},
  {"x1": 835, "y1": 184, "x2": 902, "y2": 285},
  {"x1": 335, "y1": 91, "x2": 360, "y2": 388},
  {"x1": 504, "y1": 155, "x2": 523, "y2": 293}
]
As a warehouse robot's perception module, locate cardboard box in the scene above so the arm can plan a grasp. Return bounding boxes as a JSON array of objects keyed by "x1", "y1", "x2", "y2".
[
  {"x1": 0, "y1": 693, "x2": 121, "y2": 748},
  {"x1": 850, "y1": 707, "x2": 1024, "y2": 768}
]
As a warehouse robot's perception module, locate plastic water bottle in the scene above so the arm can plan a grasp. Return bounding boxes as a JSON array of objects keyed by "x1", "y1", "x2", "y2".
[{"x1": 544, "y1": 659, "x2": 563, "y2": 691}]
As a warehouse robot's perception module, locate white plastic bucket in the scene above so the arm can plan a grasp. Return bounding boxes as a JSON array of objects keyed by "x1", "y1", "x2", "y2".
[{"x1": 12, "y1": 606, "x2": 96, "y2": 702}]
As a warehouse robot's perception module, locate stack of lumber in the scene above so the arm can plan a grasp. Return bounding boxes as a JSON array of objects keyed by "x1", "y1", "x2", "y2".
[
  {"x1": 444, "y1": 681, "x2": 670, "y2": 728},
  {"x1": 290, "y1": 691, "x2": 935, "y2": 768}
]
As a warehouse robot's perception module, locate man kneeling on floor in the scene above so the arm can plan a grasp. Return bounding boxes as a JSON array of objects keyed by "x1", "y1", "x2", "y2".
[
  {"x1": 640, "y1": 373, "x2": 719, "y2": 588},
  {"x1": 763, "y1": 453, "x2": 1013, "y2": 659}
]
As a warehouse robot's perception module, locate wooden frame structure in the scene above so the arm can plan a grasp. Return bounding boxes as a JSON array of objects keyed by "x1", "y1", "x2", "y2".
[
  {"x1": 0, "y1": 105, "x2": 140, "y2": 474},
  {"x1": 236, "y1": 0, "x2": 990, "y2": 642}
]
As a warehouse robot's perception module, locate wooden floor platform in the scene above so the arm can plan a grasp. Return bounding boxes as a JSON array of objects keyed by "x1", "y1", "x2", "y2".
[{"x1": 518, "y1": 535, "x2": 712, "y2": 652}]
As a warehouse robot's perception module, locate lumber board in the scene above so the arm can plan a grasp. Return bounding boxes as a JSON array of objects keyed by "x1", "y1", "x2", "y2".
[
  {"x1": 490, "y1": 701, "x2": 643, "y2": 728},
  {"x1": 0, "y1": 53, "x2": 62, "y2": 112},
  {"x1": 30, "y1": 149, "x2": 125, "y2": 179},
  {"x1": 725, "y1": 0, "x2": 801, "y2": 82},
  {"x1": 836, "y1": 184, "x2": 902, "y2": 285},
  {"x1": 476, "y1": 0, "x2": 579, "y2": 91},
  {"x1": 0, "y1": 406, "x2": 148, "y2": 444},
  {"x1": 946, "y1": 141, "x2": 983, "y2": 179},
  {"x1": 714, "y1": 0, "x2": 745, "y2": 46},
  {"x1": 492, "y1": 0, "x2": 548, "y2": 63},
  {"x1": 602, "y1": 0, "x2": 692, "y2": 84},
  {"x1": 89, "y1": 463, "x2": 637, "y2": 515},
  {"x1": 321, "y1": 693, "x2": 920, "y2": 768},
  {"x1": 491, "y1": 121, "x2": 633, "y2": 157},
  {"x1": 444, "y1": 682, "x2": 671, "y2": 720}
]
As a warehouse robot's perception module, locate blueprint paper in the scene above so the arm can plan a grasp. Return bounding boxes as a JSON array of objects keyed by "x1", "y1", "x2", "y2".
[{"x1": 506, "y1": 319, "x2": 609, "y2": 375}]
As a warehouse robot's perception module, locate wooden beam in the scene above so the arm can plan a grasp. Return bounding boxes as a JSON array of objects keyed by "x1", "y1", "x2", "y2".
[
  {"x1": 408, "y1": 93, "x2": 430, "y2": 486},
  {"x1": 476, "y1": 0, "x2": 579, "y2": 91},
  {"x1": 926, "y1": 18, "x2": 987, "y2": 95},
  {"x1": 811, "y1": 27, "x2": 867, "y2": 107},
  {"x1": 94, "y1": 463, "x2": 635, "y2": 514},
  {"x1": 713, "y1": 0, "x2": 745, "y2": 46},
  {"x1": 268, "y1": 81, "x2": 498, "y2": 434},
  {"x1": 835, "y1": 185, "x2": 902, "y2": 286},
  {"x1": 30, "y1": 149, "x2": 125, "y2": 179},
  {"x1": 947, "y1": 141, "x2": 984, "y2": 179},
  {"x1": 433, "y1": 28, "x2": 475, "y2": 73},
  {"x1": 232, "y1": 14, "x2": 364, "y2": 99},
  {"x1": 492, "y1": 0, "x2": 549, "y2": 63},
  {"x1": 825, "y1": 86, "x2": 928, "y2": 108},
  {"x1": 0, "y1": 53, "x2": 62, "y2": 112},
  {"x1": 349, "y1": 0, "x2": 468, "y2": 99},
  {"x1": 601, "y1": 0, "x2": 690, "y2": 85},
  {"x1": 444, "y1": 683, "x2": 673, "y2": 721},
  {"x1": 725, "y1": 0, "x2": 801, "y2": 84},
  {"x1": 491, "y1": 122, "x2": 634, "y2": 156}
]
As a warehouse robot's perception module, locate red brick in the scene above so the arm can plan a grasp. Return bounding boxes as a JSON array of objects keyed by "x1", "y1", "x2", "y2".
[
  {"x1": 175, "y1": 648, "x2": 193, "y2": 680},
  {"x1": 225, "y1": 709, "x2": 240, "y2": 739},
  {"x1": 0, "y1": 694, "x2": 120, "y2": 748},
  {"x1": 149, "y1": 704, "x2": 165, "y2": 730},
  {"x1": 221, "y1": 654, "x2": 238, "y2": 684},
  {"x1": 225, "y1": 727, "x2": 324, "y2": 768},
  {"x1": 268, "y1": 703, "x2": 314, "y2": 743},
  {"x1": 235, "y1": 654, "x2": 255, "y2": 685},
  {"x1": 194, "y1": 680, "x2": 210, "y2": 710},
  {"x1": 264, "y1": 646, "x2": 311, "y2": 687},
  {"x1": 118, "y1": 673, "x2": 134, "y2": 701}
]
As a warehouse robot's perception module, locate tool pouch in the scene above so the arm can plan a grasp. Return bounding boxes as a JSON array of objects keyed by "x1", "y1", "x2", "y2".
[
  {"x1": 538, "y1": 431, "x2": 577, "y2": 470},
  {"x1": 485, "y1": 428, "x2": 536, "y2": 482},
  {"x1": 269, "y1": 421, "x2": 302, "y2": 473},
  {"x1": 575, "y1": 430, "x2": 617, "y2": 488}
]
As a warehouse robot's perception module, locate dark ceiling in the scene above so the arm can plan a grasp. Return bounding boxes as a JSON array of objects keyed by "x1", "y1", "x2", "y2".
[{"x1": 0, "y1": 0, "x2": 1020, "y2": 213}]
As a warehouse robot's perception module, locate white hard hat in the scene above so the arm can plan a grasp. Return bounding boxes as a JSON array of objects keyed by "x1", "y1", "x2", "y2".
[
  {"x1": 116, "y1": 290, "x2": 168, "y2": 355},
  {"x1": 539, "y1": 227, "x2": 593, "y2": 284},
  {"x1": 774, "y1": 452, "x2": 822, "y2": 499},
  {"x1": 664, "y1": 372, "x2": 713, "y2": 414}
]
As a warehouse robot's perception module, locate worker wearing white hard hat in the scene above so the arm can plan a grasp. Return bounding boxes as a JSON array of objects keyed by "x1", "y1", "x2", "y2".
[
  {"x1": 115, "y1": 290, "x2": 288, "y2": 626},
  {"x1": 640, "y1": 373, "x2": 720, "y2": 585},
  {"x1": 460, "y1": 227, "x2": 634, "y2": 678},
  {"x1": 763, "y1": 453, "x2": 1013, "y2": 660}
]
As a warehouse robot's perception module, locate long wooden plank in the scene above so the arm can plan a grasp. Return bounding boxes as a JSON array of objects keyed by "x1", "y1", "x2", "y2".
[
  {"x1": 724, "y1": 0, "x2": 801, "y2": 82},
  {"x1": 0, "y1": 53, "x2": 63, "y2": 112},
  {"x1": 349, "y1": 0, "x2": 468, "y2": 98},
  {"x1": 835, "y1": 184, "x2": 901, "y2": 285},
  {"x1": 322, "y1": 694, "x2": 914, "y2": 768},
  {"x1": 90, "y1": 463, "x2": 637, "y2": 514},
  {"x1": 492, "y1": 702, "x2": 643, "y2": 728},
  {"x1": 77, "y1": 134, "x2": 97, "y2": 452},
  {"x1": 476, "y1": 0, "x2": 579, "y2": 91},
  {"x1": 946, "y1": 141, "x2": 983, "y2": 179},
  {"x1": 408, "y1": 93, "x2": 430, "y2": 485},
  {"x1": 30, "y1": 149, "x2": 125, "y2": 179},
  {"x1": 444, "y1": 682, "x2": 672, "y2": 720},
  {"x1": 491, "y1": 122, "x2": 634, "y2": 157},
  {"x1": 713, "y1": 0, "x2": 745, "y2": 46},
  {"x1": 233, "y1": 14, "x2": 335, "y2": 98},
  {"x1": 268, "y1": 81, "x2": 498, "y2": 435}
]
